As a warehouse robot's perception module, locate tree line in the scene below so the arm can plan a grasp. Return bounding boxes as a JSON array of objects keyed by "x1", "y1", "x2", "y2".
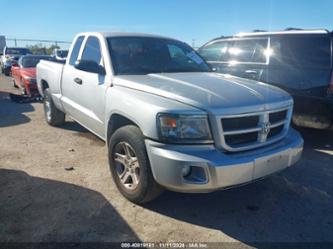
[{"x1": 26, "y1": 44, "x2": 61, "y2": 55}]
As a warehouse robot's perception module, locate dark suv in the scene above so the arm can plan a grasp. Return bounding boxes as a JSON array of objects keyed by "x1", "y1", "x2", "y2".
[{"x1": 198, "y1": 29, "x2": 333, "y2": 129}]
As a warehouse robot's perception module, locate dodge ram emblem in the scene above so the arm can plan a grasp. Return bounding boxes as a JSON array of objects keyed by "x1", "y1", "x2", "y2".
[{"x1": 261, "y1": 122, "x2": 271, "y2": 135}]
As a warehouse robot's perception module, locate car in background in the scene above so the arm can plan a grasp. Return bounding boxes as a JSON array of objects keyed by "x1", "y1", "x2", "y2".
[
  {"x1": 1, "y1": 47, "x2": 32, "y2": 76},
  {"x1": 52, "y1": 49, "x2": 68, "y2": 61},
  {"x1": 198, "y1": 29, "x2": 333, "y2": 129},
  {"x1": 11, "y1": 55, "x2": 53, "y2": 96}
]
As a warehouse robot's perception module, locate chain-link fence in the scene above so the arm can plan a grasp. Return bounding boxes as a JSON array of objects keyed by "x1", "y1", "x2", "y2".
[{"x1": 4, "y1": 37, "x2": 71, "y2": 49}]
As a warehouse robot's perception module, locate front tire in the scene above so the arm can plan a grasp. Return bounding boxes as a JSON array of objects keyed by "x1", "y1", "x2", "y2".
[
  {"x1": 43, "y1": 88, "x2": 65, "y2": 126},
  {"x1": 108, "y1": 125, "x2": 163, "y2": 203}
]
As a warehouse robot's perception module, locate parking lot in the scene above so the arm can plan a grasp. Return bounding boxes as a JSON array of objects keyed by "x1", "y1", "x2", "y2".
[{"x1": 0, "y1": 74, "x2": 332, "y2": 244}]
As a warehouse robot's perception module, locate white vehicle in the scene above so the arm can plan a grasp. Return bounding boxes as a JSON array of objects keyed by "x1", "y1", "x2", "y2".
[{"x1": 37, "y1": 32, "x2": 303, "y2": 203}]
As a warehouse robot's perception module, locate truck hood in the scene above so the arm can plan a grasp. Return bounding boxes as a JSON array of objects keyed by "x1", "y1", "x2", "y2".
[{"x1": 113, "y1": 72, "x2": 292, "y2": 113}]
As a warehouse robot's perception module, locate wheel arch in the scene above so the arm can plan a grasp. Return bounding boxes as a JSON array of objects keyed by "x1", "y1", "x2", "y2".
[
  {"x1": 41, "y1": 79, "x2": 49, "y2": 90},
  {"x1": 107, "y1": 113, "x2": 141, "y2": 145}
]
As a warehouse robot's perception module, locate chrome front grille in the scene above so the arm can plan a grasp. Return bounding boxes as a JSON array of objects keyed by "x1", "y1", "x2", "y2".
[{"x1": 220, "y1": 106, "x2": 292, "y2": 152}]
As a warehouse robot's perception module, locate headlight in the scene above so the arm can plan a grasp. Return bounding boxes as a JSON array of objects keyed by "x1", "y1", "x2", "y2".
[
  {"x1": 4, "y1": 60, "x2": 12, "y2": 65},
  {"x1": 157, "y1": 113, "x2": 213, "y2": 143}
]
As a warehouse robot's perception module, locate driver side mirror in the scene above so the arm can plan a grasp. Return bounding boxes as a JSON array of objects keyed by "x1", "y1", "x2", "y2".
[
  {"x1": 75, "y1": 60, "x2": 106, "y2": 75},
  {"x1": 12, "y1": 61, "x2": 19, "y2": 67}
]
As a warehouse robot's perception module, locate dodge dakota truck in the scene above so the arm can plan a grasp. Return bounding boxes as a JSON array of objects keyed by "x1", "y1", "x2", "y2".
[{"x1": 37, "y1": 32, "x2": 304, "y2": 203}]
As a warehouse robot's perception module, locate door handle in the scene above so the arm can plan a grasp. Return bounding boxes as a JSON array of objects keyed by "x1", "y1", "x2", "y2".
[
  {"x1": 245, "y1": 70, "x2": 258, "y2": 74},
  {"x1": 74, "y1": 77, "x2": 82, "y2": 85}
]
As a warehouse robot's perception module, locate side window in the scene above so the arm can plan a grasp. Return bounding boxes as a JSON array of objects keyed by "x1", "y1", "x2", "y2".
[
  {"x1": 198, "y1": 41, "x2": 229, "y2": 62},
  {"x1": 270, "y1": 36, "x2": 331, "y2": 68},
  {"x1": 168, "y1": 44, "x2": 186, "y2": 58},
  {"x1": 81, "y1": 36, "x2": 102, "y2": 65},
  {"x1": 228, "y1": 39, "x2": 268, "y2": 63},
  {"x1": 69, "y1": 36, "x2": 84, "y2": 66}
]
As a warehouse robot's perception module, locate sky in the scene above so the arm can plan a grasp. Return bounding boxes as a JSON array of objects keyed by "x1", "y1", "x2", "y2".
[{"x1": 1, "y1": 0, "x2": 333, "y2": 48}]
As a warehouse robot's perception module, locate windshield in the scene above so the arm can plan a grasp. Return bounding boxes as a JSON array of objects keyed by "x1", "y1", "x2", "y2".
[
  {"x1": 6, "y1": 48, "x2": 31, "y2": 56},
  {"x1": 107, "y1": 37, "x2": 211, "y2": 75},
  {"x1": 21, "y1": 56, "x2": 52, "y2": 68}
]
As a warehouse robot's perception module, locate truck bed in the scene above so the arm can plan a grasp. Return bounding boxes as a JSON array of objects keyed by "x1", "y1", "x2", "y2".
[{"x1": 36, "y1": 60, "x2": 65, "y2": 98}]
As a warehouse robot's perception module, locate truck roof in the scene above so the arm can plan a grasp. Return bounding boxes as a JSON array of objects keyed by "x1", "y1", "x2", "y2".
[
  {"x1": 235, "y1": 29, "x2": 330, "y2": 37},
  {"x1": 77, "y1": 31, "x2": 175, "y2": 40}
]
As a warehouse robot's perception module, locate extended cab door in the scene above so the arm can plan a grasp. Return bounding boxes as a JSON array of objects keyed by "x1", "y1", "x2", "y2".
[{"x1": 61, "y1": 35, "x2": 109, "y2": 138}]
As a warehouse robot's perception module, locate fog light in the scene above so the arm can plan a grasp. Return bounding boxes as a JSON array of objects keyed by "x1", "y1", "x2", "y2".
[
  {"x1": 181, "y1": 166, "x2": 191, "y2": 177},
  {"x1": 182, "y1": 166, "x2": 207, "y2": 183}
]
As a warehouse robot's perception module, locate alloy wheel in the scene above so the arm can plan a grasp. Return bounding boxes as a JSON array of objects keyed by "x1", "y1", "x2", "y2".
[{"x1": 113, "y1": 142, "x2": 140, "y2": 190}]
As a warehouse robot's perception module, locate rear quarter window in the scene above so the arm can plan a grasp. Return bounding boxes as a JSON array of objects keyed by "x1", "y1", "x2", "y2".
[
  {"x1": 269, "y1": 35, "x2": 331, "y2": 68},
  {"x1": 69, "y1": 36, "x2": 84, "y2": 66}
]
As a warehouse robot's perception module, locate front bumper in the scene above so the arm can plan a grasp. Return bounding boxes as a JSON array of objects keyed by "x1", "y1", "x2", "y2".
[{"x1": 145, "y1": 128, "x2": 303, "y2": 193}]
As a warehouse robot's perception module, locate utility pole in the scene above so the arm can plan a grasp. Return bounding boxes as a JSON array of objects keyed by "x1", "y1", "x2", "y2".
[
  {"x1": 14, "y1": 38, "x2": 17, "y2": 47},
  {"x1": 192, "y1": 39, "x2": 196, "y2": 48}
]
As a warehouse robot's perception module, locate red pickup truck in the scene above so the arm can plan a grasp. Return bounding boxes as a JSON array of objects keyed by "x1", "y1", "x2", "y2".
[{"x1": 11, "y1": 55, "x2": 53, "y2": 96}]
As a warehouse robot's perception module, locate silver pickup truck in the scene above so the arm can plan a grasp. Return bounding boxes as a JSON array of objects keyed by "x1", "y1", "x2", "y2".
[{"x1": 37, "y1": 32, "x2": 303, "y2": 203}]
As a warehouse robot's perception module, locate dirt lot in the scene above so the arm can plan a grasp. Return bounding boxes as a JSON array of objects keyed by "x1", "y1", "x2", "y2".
[{"x1": 0, "y1": 74, "x2": 332, "y2": 245}]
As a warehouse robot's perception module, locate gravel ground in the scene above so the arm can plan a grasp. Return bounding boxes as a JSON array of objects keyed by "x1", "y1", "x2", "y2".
[{"x1": 0, "y1": 74, "x2": 332, "y2": 246}]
